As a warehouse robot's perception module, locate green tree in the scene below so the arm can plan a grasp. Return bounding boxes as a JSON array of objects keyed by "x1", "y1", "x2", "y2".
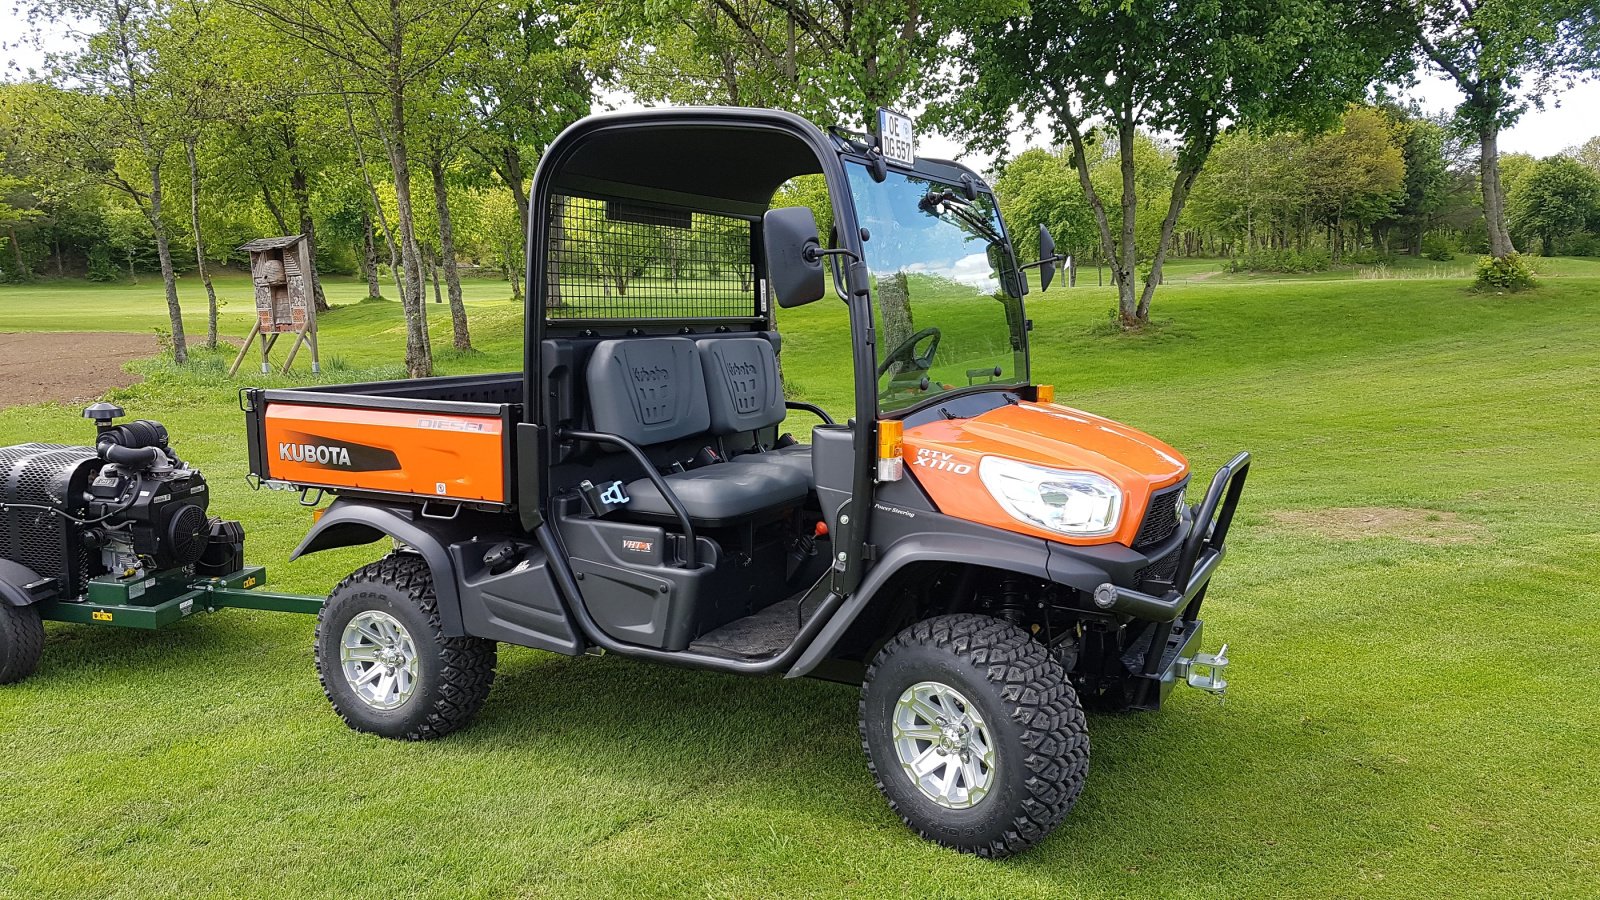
[
  {"x1": 1301, "y1": 106, "x2": 1407, "y2": 260},
  {"x1": 1186, "y1": 130, "x2": 1309, "y2": 254},
  {"x1": 1509, "y1": 156, "x2": 1600, "y2": 254},
  {"x1": 1409, "y1": 1, "x2": 1600, "y2": 259},
  {"x1": 1375, "y1": 107, "x2": 1452, "y2": 254},
  {"x1": 1570, "y1": 135, "x2": 1600, "y2": 175},
  {"x1": 0, "y1": 151, "x2": 41, "y2": 280},
  {"x1": 233, "y1": 0, "x2": 494, "y2": 378},
  {"x1": 994, "y1": 148, "x2": 1096, "y2": 266},
  {"x1": 25, "y1": 0, "x2": 195, "y2": 360},
  {"x1": 633, "y1": 0, "x2": 1023, "y2": 128},
  {"x1": 618, "y1": 0, "x2": 823, "y2": 112},
  {"x1": 944, "y1": 0, "x2": 1408, "y2": 328}
]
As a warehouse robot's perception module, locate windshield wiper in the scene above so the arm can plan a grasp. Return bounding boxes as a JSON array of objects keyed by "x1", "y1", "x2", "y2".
[{"x1": 918, "y1": 189, "x2": 1006, "y2": 247}]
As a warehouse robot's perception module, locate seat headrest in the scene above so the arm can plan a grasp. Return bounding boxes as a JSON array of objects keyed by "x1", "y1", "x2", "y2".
[
  {"x1": 585, "y1": 338, "x2": 709, "y2": 446},
  {"x1": 696, "y1": 337, "x2": 784, "y2": 435}
]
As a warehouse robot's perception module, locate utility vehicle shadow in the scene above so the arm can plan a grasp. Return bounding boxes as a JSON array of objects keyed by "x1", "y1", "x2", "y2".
[{"x1": 444, "y1": 646, "x2": 1372, "y2": 863}]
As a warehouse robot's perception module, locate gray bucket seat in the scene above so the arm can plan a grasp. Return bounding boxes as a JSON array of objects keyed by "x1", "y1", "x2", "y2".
[
  {"x1": 696, "y1": 337, "x2": 814, "y2": 486},
  {"x1": 586, "y1": 337, "x2": 808, "y2": 525}
]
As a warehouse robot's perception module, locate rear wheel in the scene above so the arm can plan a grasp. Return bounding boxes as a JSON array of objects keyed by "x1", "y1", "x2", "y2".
[
  {"x1": 860, "y1": 614, "x2": 1089, "y2": 858},
  {"x1": 0, "y1": 603, "x2": 44, "y2": 685},
  {"x1": 314, "y1": 554, "x2": 495, "y2": 740}
]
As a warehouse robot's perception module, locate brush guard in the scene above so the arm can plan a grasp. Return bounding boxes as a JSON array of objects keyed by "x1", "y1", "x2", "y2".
[{"x1": 1094, "y1": 451, "x2": 1251, "y2": 709}]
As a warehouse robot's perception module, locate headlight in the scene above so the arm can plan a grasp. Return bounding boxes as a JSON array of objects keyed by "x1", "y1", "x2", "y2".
[{"x1": 977, "y1": 457, "x2": 1123, "y2": 537}]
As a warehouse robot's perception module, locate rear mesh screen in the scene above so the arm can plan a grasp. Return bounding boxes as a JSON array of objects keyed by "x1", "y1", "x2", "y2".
[{"x1": 545, "y1": 194, "x2": 760, "y2": 322}]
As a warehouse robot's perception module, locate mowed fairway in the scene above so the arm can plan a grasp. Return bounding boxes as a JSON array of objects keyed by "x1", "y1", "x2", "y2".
[{"x1": 0, "y1": 264, "x2": 1597, "y2": 898}]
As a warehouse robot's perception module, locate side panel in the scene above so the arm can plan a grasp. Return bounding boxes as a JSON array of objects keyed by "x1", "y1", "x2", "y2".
[
  {"x1": 450, "y1": 538, "x2": 584, "y2": 656},
  {"x1": 263, "y1": 403, "x2": 506, "y2": 503},
  {"x1": 292, "y1": 499, "x2": 583, "y2": 653}
]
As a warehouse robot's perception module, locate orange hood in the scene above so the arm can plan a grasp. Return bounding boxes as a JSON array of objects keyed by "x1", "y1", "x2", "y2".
[{"x1": 900, "y1": 401, "x2": 1188, "y2": 546}]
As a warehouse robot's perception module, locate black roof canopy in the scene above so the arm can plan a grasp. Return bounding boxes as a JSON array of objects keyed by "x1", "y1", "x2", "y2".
[{"x1": 542, "y1": 108, "x2": 833, "y2": 218}]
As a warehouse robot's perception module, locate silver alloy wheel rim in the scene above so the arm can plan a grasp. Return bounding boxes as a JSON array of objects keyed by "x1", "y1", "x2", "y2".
[
  {"x1": 340, "y1": 610, "x2": 419, "y2": 710},
  {"x1": 891, "y1": 680, "x2": 997, "y2": 809}
]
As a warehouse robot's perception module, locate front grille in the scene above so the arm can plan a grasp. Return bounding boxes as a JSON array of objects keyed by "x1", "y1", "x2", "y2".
[
  {"x1": 1136, "y1": 550, "x2": 1181, "y2": 589},
  {"x1": 1132, "y1": 478, "x2": 1189, "y2": 549}
]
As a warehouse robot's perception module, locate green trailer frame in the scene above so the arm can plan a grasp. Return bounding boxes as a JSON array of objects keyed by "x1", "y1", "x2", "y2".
[{"x1": 35, "y1": 566, "x2": 322, "y2": 630}]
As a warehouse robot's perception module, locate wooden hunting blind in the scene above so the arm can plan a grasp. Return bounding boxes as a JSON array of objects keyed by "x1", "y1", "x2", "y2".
[{"x1": 230, "y1": 234, "x2": 321, "y2": 376}]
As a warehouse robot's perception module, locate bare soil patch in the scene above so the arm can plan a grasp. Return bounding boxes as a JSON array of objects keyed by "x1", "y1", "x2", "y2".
[
  {"x1": 0, "y1": 332, "x2": 158, "y2": 411},
  {"x1": 1270, "y1": 507, "x2": 1489, "y2": 545}
]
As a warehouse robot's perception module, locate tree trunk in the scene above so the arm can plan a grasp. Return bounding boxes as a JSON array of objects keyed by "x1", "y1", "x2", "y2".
[
  {"x1": 147, "y1": 164, "x2": 188, "y2": 364},
  {"x1": 1480, "y1": 124, "x2": 1515, "y2": 257},
  {"x1": 430, "y1": 158, "x2": 470, "y2": 351},
  {"x1": 292, "y1": 176, "x2": 329, "y2": 313},
  {"x1": 429, "y1": 246, "x2": 442, "y2": 303},
  {"x1": 1115, "y1": 122, "x2": 1140, "y2": 326},
  {"x1": 283, "y1": 123, "x2": 329, "y2": 313},
  {"x1": 1062, "y1": 116, "x2": 1125, "y2": 324},
  {"x1": 342, "y1": 90, "x2": 406, "y2": 305},
  {"x1": 362, "y1": 210, "x2": 381, "y2": 298},
  {"x1": 501, "y1": 146, "x2": 529, "y2": 237},
  {"x1": 877, "y1": 272, "x2": 915, "y2": 372},
  {"x1": 6, "y1": 227, "x2": 23, "y2": 278},
  {"x1": 1136, "y1": 167, "x2": 1200, "y2": 321},
  {"x1": 384, "y1": 86, "x2": 432, "y2": 378},
  {"x1": 185, "y1": 140, "x2": 219, "y2": 350},
  {"x1": 259, "y1": 178, "x2": 290, "y2": 233}
]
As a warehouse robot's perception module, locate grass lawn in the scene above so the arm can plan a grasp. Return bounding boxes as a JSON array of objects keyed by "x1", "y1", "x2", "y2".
[{"x1": 0, "y1": 263, "x2": 1597, "y2": 898}]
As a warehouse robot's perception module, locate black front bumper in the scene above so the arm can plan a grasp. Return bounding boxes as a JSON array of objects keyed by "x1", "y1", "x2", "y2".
[{"x1": 1094, "y1": 451, "x2": 1251, "y2": 624}]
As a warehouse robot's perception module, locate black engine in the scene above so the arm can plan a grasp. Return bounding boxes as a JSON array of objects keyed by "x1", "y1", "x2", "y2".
[{"x1": 0, "y1": 404, "x2": 244, "y2": 599}]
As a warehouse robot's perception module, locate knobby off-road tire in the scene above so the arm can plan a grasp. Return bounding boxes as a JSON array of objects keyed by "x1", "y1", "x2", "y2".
[
  {"x1": 0, "y1": 602, "x2": 44, "y2": 684},
  {"x1": 860, "y1": 614, "x2": 1089, "y2": 858},
  {"x1": 315, "y1": 553, "x2": 495, "y2": 740}
]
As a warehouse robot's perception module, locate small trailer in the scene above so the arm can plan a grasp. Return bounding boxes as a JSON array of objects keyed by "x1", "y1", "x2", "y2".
[{"x1": 0, "y1": 404, "x2": 317, "y2": 684}]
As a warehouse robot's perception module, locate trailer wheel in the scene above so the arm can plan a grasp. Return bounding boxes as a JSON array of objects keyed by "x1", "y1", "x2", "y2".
[
  {"x1": 0, "y1": 603, "x2": 44, "y2": 685},
  {"x1": 315, "y1": 553, "x2": 495, "y2": 740},
  {"x1": 859, "y1": 614, "x2": 1089, "y2": 858}
]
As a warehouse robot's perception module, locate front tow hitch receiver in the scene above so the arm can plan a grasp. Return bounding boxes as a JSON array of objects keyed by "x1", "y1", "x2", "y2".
[{"x1": 1178, "y1": 643, "x2": 1229, "y2": 698}]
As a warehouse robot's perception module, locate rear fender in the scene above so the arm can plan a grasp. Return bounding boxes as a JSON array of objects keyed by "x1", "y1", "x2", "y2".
[
  {"x1": 0, "y1": 560, "x2": 55, "y2": 607},
  {"x1": 292, "y1": 499, "x2": 473, "y2": 636}
]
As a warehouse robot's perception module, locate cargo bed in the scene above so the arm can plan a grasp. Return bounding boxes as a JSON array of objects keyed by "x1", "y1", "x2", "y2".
[{"x1": 242, "y1": 373, "x2": 522, "y2": 507}]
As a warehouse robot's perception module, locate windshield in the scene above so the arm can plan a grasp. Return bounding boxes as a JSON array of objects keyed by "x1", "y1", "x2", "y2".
[{"x1": 845, "y1": 161, "x2": 1028, "y2": 414}]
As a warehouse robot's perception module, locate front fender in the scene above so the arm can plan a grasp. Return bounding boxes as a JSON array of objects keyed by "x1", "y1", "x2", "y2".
[
  {"x1": 786, "y1": 531, "x2": 1058, "y2": 678},
  {"x1": 292, "y1": 499, "x2": 470, "y2": 636}
]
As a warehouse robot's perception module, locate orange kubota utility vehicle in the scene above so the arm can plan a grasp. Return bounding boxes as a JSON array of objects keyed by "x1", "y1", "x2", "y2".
[{"x1": 242, "y1": 107, "x2": 1249, "y2": 857}]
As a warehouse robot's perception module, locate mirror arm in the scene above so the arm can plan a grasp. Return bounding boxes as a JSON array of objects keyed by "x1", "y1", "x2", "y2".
[
  {"x1": 1018, "y1": 256, "x2": 1059, "y2": 271},
  {"x1": 804, "y1": 243, "x2": 860, "y2": 264}
]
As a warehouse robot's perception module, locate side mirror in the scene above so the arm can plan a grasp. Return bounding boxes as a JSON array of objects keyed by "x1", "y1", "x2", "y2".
[
  {"x1": 1037, "y1": 224, "x2": 1057, "y2": 292},
  {"x1": 763, "y1": 206, "x2": 826, "y2": 308}
]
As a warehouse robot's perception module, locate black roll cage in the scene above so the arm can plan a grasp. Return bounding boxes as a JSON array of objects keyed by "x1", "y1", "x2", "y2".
[{"x1": 520, "y1": 107, "x2": 1026, "y2": 594}]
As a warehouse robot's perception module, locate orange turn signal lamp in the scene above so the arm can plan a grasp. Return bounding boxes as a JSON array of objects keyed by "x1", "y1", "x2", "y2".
[
  {"x1": 1035, "y1": 384, "x2": 1055, "y2": 404},
  {"x1": 877, "y1": 419, "x2": 904, "y2": 482}
]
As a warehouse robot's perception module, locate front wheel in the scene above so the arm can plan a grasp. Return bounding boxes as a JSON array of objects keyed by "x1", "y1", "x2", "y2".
[
  {"x1": 860, "y1": 614, "x2": 1089, "y2": 858},
  {"x1": 314, "y1": 554, "x2": 496, "y2": 740},
  {"x1": 0, "y1": 602, "x2": 44, "y2": 685}
]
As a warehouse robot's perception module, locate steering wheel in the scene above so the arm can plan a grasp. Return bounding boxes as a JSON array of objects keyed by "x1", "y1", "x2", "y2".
[{"x1": 877, "y1": 327, "x2": 942, "y2": 378}]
